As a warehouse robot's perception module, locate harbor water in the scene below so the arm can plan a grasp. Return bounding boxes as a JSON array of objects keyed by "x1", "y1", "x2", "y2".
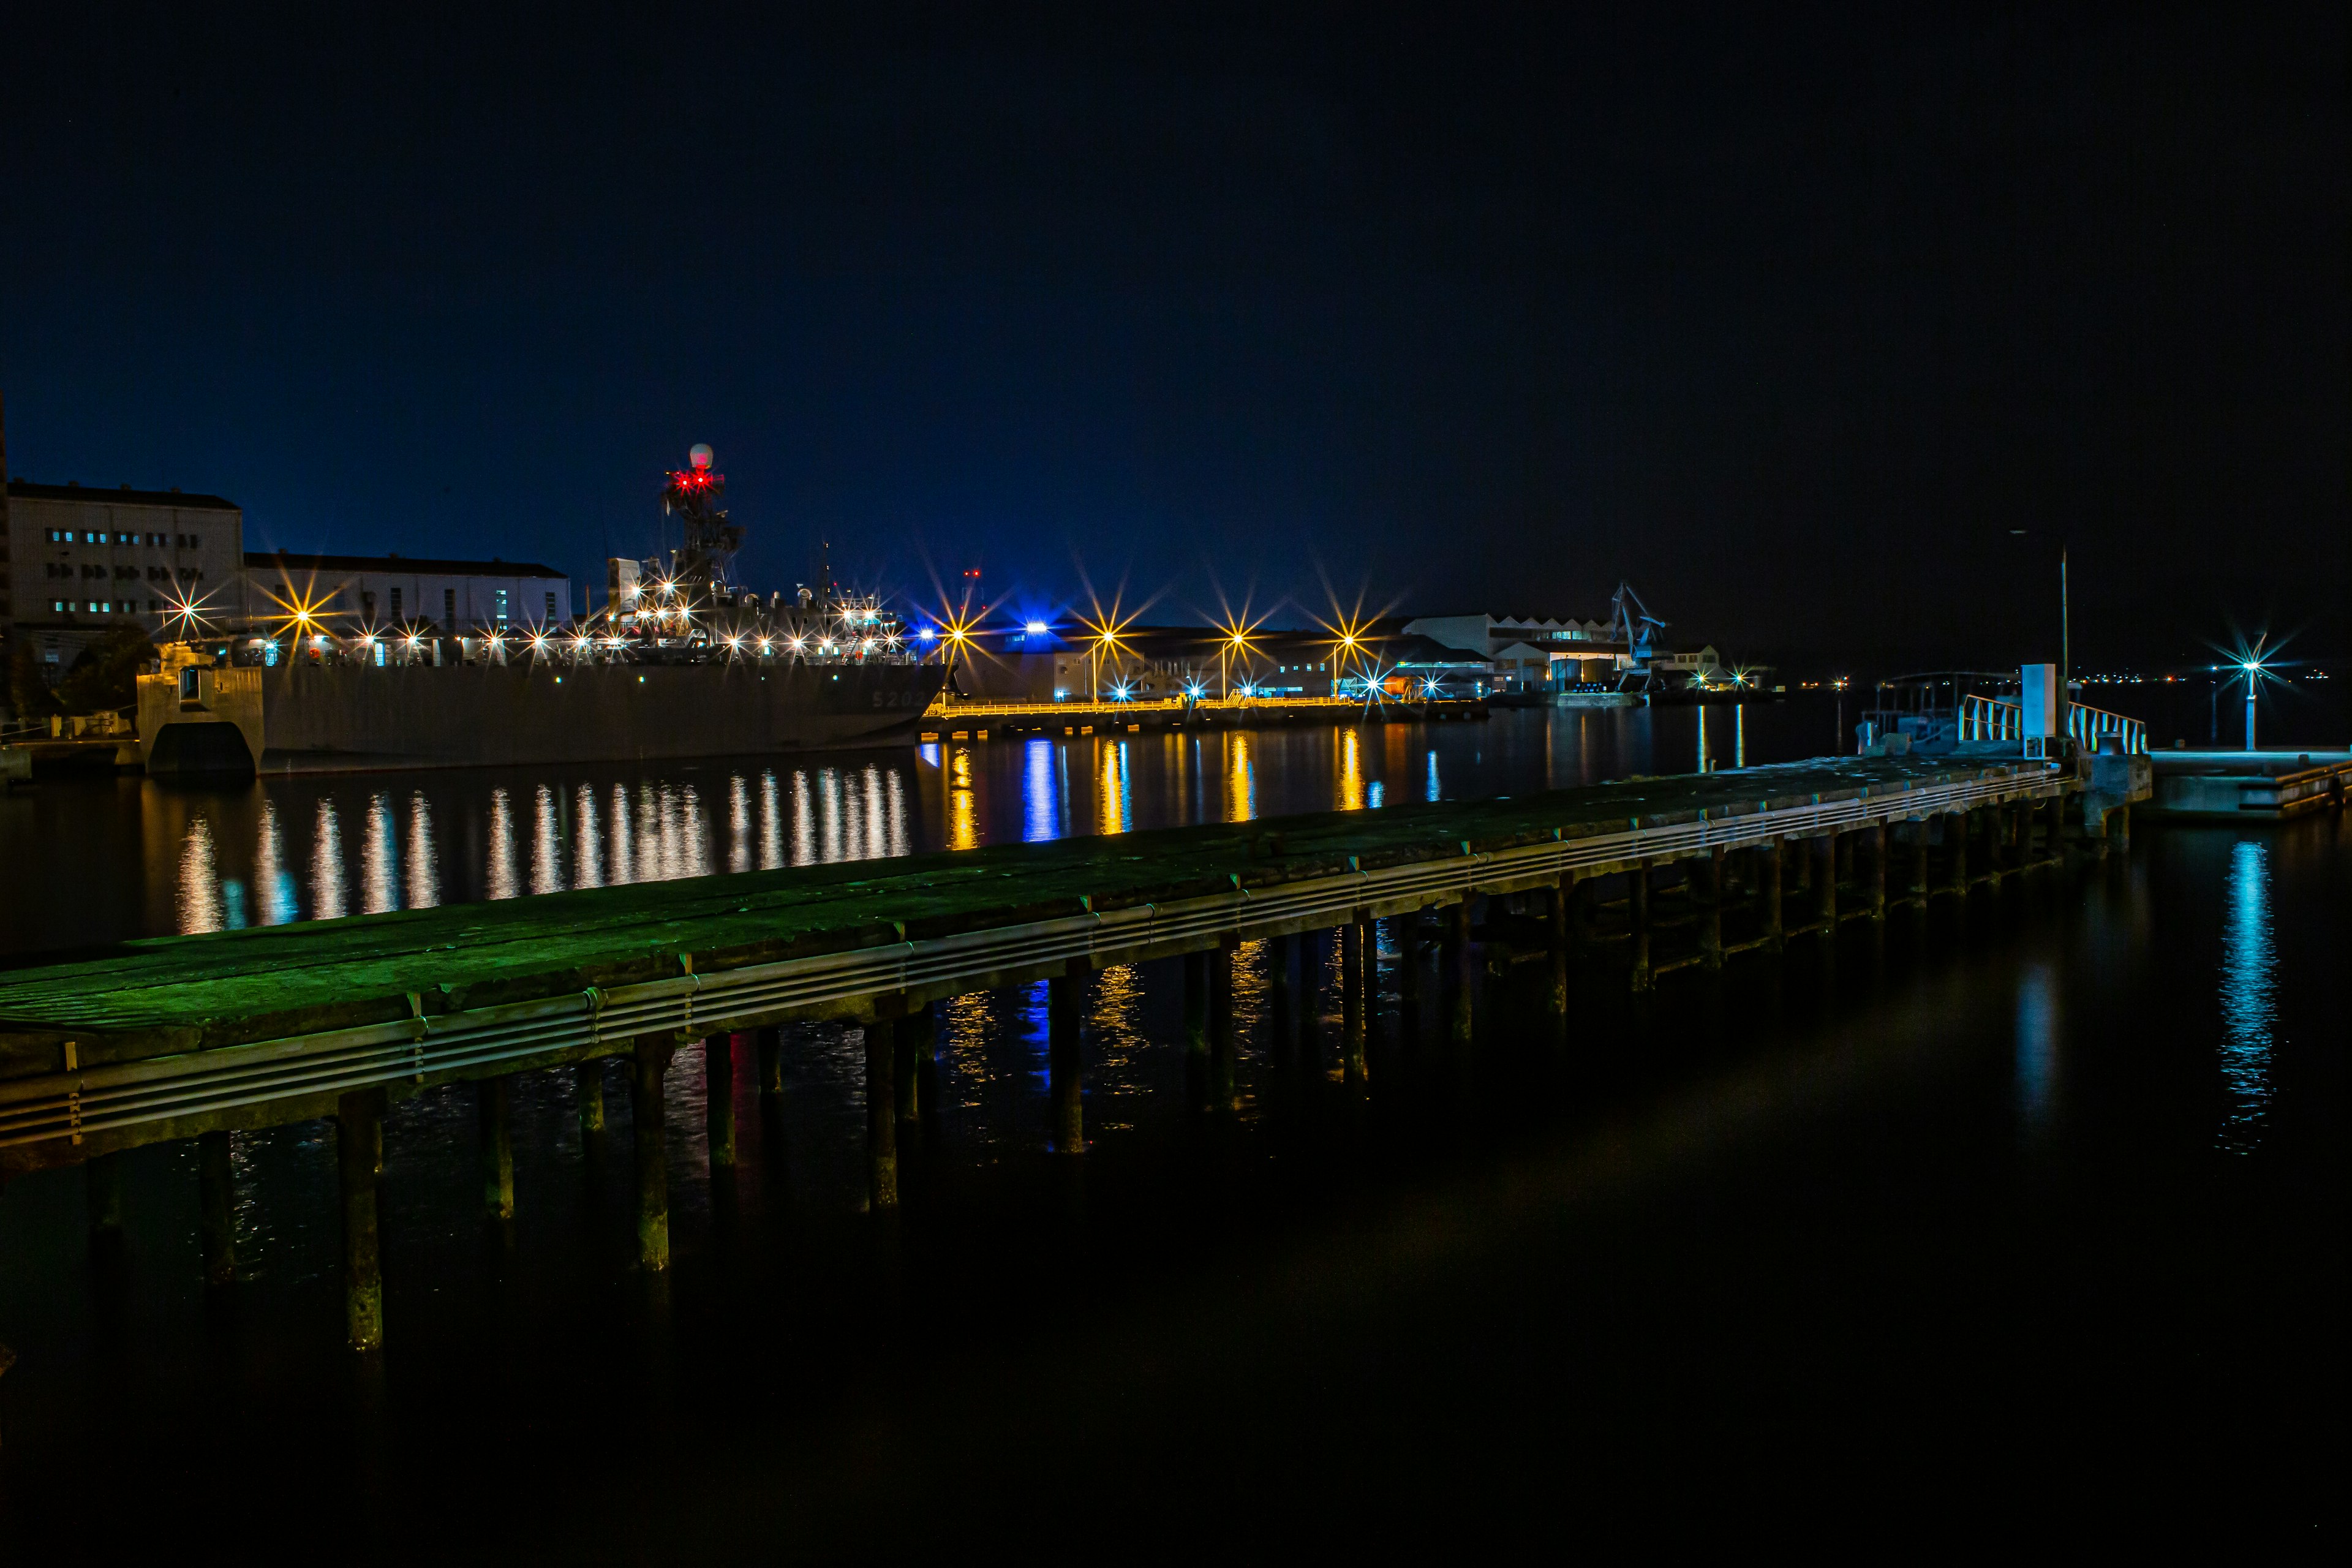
[{"x1": 0, "y1": 700, "x2": 2339, "y2": 1547}]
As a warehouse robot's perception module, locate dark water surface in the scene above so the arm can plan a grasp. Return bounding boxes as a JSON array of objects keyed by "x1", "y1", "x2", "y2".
[{"x1": 0, "y1": 702, "x2": 2341, "y2": 1549}]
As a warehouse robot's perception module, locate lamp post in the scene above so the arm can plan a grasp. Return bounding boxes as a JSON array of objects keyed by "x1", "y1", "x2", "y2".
[{"x1": 2010, "y1": 530, "x2": 2070, "y2": 740}]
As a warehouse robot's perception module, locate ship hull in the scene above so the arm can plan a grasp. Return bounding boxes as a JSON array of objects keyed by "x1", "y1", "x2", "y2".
[{"x1": 191, "y1": 661, "x2": 945, "y2": 775}]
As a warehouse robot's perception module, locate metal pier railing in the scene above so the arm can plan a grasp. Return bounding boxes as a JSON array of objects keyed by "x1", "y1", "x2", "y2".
[{"x1": 0, "y1": 765, "x2": 2067, "y2": 1163}]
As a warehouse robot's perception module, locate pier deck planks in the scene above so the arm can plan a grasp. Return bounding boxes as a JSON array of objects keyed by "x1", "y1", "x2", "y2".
[{"x1": 0, "y1": 754, "x2": 2038, "y2": 1076}]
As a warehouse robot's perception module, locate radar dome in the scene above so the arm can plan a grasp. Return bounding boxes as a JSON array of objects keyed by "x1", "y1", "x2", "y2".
[{"x1": 688, "y1": 443, "x2": 714, "y2": 470}]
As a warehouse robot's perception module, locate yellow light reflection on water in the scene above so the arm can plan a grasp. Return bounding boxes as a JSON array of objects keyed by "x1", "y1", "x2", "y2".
[
  {"x1": 1224, "y1": 731, "x2": 1256, "y2": 822},
  {"x1": 949, "y1": 748, "x2": 979, "y2": 850},
  {"x1": 1338, "y1": 728, "x2": 1365, "y2": 810},
  {"x1": 1097, "y1": 740, "x2": 1133, "y2": 835}
]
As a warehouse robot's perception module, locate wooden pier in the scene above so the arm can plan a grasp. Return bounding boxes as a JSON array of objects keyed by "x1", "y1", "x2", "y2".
[{"x1": 0, "y1": 750, "x2": 2145, "y2": 1348}]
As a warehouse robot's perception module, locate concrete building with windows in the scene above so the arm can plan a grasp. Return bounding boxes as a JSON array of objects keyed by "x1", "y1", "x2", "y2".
[
  {"x1": 1403, "y1": 612, "x2": 1623, "y2": 693},
  {"x1": 240, "y1": 551, "x2": 573, "y2": 636},
  {"x1": 3, "y1": 478, "x2": 251, "y2": 682}
]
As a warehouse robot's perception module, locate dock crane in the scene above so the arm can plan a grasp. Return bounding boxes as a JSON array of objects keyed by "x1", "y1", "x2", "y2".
[{"x1": 1607, "y1": 580, "x2": 1670, "y2": 692}]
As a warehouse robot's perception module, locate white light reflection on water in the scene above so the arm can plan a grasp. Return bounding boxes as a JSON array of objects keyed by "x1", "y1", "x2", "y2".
[
  {"x1": 609, "y1": 785, "x2": 635, "y2": 883},
  {"x1": 486, "y1": 788, "x2": 518, "y2": 901},
  {"x1": 258, "y1": 801, "x2": 295, "y2": 925},
  {"x1": 571, "y1": 786, "x2": 603, "y2": 889},
  {"x1": 729, "y1": 777, "x2": 751, "y2": 874},
  {"x1": 1426, "y1": 750, "x2": 1441, "y2": 802},
  {"x1": 362, "y1": 794, "x2": 398, "y2": 914},
  {"x1": 2014, "y1": 963, "x2": 2059, "y2": 1139},
  {"x1": 311, "y1": 799, "x2": 346, "y2": 919},
  {"x1": 760, "y1": 772, "x2": 783, "y2": 869},
  {"x1": 863, "y1": 766, "x2": 886, "y2": 860},
  {"x1": 1023, "y1": 739, "x2": 1057, "y2": 842},
  {"x1": 791, "y1": 771, "x2": 814, "y2": 865},
  {"x1": 531, "y1": 785, "x2": 561, "y2": 895},
  {"x1": 820, "y1": 769, "x2": 845, "y2": 859},
  {"x1": 178, "y1": 818, "x2": 224, "y2": 933},
  {"x1": 2216, "y1": 839, "x2": 2275, "y2": 1153},
  {"x1": 400, "y1": 794, "x2": 438, "y2": 910}
]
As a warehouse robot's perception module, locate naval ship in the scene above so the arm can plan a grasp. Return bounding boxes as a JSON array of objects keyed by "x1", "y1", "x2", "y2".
[{"x1": 135, "y1": 447, "x2": 948, "y2": 777}]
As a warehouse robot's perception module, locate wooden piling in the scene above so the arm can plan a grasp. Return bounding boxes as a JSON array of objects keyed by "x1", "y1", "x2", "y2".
[
  {"x1": 756, "y1": 1024, "x2": 784, "y2": 1096},
  {"x1": 1949, "y1": 810, "x2": 1970, "y2": 894},
  {"x1": 1451, "y1": 899, "x2": 1477, "y2": 1041},
  {"x1": 1698, "y1": 846, "x2": 1725, "y2": 968},
  {"x1": 631, "y1": 1036, "x2": 676, "y2": 1269},
  {"x1": 197, "y1": 1129, "x2": 235, "y2": 1287},
  {"x1": 1760, "y1": 839, "x2": 1785, "y2": 952},
  {"x1": 1910, "y1": 827, "x2": 1930, "y2": 902},
  {"x1": 705, "y1": 1035, "x2": 737, "y2": 1169},
  {"x1": 1269, "y1": 931, "x2": 1295, "y2": 1057},
  {"x1": 1548, "y1": 873, "x2": 1572, "y2": 1032},
  {"x1": 1868, "y1": 824, "x2": 1888, "y2": 919},
  {"x1": 336, "y1": 1087, "x2": 386, "y2": 1351},
  {"x1": 1341, "y1": 921, "x2": 1366, "y2": 1082},
  {"x1": 479, "y1": 1074, "x2": 515, "y2": 1220},
  {"x1": 85, "y1": 1150, "x2": 124, "y2": 1237},
  {"x1": 574, "y1": 1060, "x2": 606, "y2": 1138},
  {"x1": 1049, "y1": 971, "x2": 1084, "y2": 1153},
  {"x1": 1814, "y1": 835, "x2": 1840, "y2": 924},
  {"x1": 1629, "y1": 867, "x2": 1653, "y2": 992},
  {"x1": 864, "y1": 1017, "x2": 898, "y2": 1210}
]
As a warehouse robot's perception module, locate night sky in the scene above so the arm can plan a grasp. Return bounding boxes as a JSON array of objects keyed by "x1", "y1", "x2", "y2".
[{"x1": 2, "y1": 4, "x2": 2342, "y2": 669}]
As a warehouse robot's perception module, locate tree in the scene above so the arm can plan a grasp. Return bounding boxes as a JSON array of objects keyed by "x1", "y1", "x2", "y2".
[{"x1": 54, "y1": 626, "x2": 159, "y2": 715}]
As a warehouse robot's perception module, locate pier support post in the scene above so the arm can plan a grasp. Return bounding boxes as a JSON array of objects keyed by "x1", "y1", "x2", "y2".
[
  {"x1": 1341, "y1": 921, "x2": 1366, "y2": 1083},
  {"x1": 1629, "y1": 867, "x2": 1653, "y2": 992},
  {"x1": 1049, "y1": 972, "x2": 1084, "y2": 1153},
  {"x1": 1269, "y1": 933, "x2": 1296, "y2": 1061},
  {"x1": 336, "y1": 1088, "x2": 386, "y2": 1351},
  {"x1": 631, "y1": 1038, "x2": 676, "y2": 1270},
  {"x1": 1814, "y1": 835, "x2": 1839, "y2": 926},
  {"x1": 1760, "y1": 839, "x2": 1785, "y2": 952},
  {"x1": 1698, "y1": 847, "x2": 1725, "y2": 969},
  {"x1": 756, "y1": 1025, "x2": 784, "y2": 1096},
  {"x1": 1910, "y1": 826, "x2": 1930, "y2": 902},
  {"x1": 1949, "y1": 812, "x2": 1970, "y2": 894},
  {"x1": 1451, "y1": 899, "x2": 1477, "y2": 1042},
  {"x1": 198, "y1": 1130, "x2": 235, "y2": 1287},
  {"x1": 479, "y1": 1075, "x2": 515, "y2": 1220},
  {"x1": 864, "y1": 1017, "x2": 898, "y2": 1210},
  {"x1": 575, "y1": 1060, "x2": 606, "y2": 1139},
  {"x1": 1183, "y1": 951, "x2": 1210, "y2": 1106},
  {"x1": 1548, "y1": 874, "x2": 1572, "y2": 1037},
  {"x1": 85, "y1": 1151, "x2": 125, "y2": 1239},
  {"x1": 1835, "y1": 830, "x2": 1854, "y2": 888},
  {"x1": 905, "y1": 1005, "x2": 938, "y2": 1133},
  {"x1": 1868, "y1": 824, "x2": 1888, "y2": 921},
  {"x1": 1209, "y1": 943, "x2": 1238, "y2": 1103},
  {"x1": 705, "y1": 1036, "x2": 737, "y2": 1170}
]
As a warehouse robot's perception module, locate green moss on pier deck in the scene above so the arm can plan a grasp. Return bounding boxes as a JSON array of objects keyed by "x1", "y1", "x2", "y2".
[{"x1": 0, "y1": 755, "x2": 2038, "y2": 1074}]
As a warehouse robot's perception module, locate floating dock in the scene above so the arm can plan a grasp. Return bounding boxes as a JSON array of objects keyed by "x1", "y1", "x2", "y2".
[{"x1": 2141, "y1": 748, "x2": 2352, "y2": 820}]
